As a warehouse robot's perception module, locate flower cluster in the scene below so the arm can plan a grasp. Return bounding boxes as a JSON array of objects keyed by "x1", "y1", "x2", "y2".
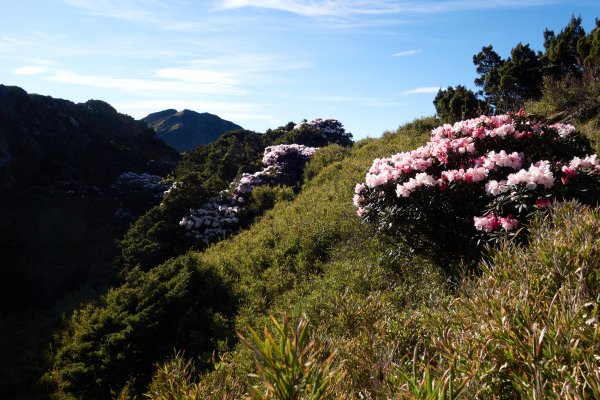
[
  {"x1": 112, "y1": 172, "x2": 169, "y2": 197},
  {"x1": 355, "y1": 112, "x2": 600, "y2": 256},
  {"x1": 262, "y1": 144, "x2": 318, "y2": 168},
  {"x1": 232, "y1": 144, "x2": 318, "y2": 196},
  {"x1": 293, "y1": 118, "x2": 353, "y2": 146},
  {"x1": 179, "y1": 199, "x2": 240, "y2": 245},
  {"x1": 473, "y1": 214, "x2": 519, "y2": 232},
  {"x1": 181, "y1": 143, "x2": 318, "y2": 245},
  {"x1": 112, "y1": 172, "x2": 170, "y2": 218}
]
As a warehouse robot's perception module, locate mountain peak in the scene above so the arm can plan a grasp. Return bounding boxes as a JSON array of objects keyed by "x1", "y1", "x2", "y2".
[{"x1": 142, "y1": 109, "x2": 243, "y2": 152}]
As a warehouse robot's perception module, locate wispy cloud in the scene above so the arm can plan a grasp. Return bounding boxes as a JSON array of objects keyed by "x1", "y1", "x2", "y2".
[
  {"x1": 11, "y1": 65, "x2": 49, "y2": 75},
  {"x1": 393, "y1": 49, "x2": 421, "y2": 57},
  {"x1": 401, "y1": 86, "x2": 440, "y2": 95},
  {"x1": 187, "y1": 54, "x2": 313, "y2": 72},
  {"x1": 0, "y1": 36, "x2": 32, "y2": 54},
  {"x1": 153, "y1": 68, "x2": 238, "y2": 87},
  {"x1": 217, "y1": 0, "x2": 558, "y2": 17},
  {"x1": 60, "y1": 0, "x2": 201, "y2": 31},
  {"x1": 47, "y1": 70, "x2": 247, "y2": 95}
]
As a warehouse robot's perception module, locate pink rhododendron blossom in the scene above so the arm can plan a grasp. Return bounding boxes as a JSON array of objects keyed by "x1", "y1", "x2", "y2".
[
  {"x1": 506, "y1": 161, "x2": 554, "y2": 190},
  {"x1": 485, "y1": 180, "x2": 509, "y2": 196},
  {"x1": 473, "y1": 214, "x2": 500, "y2": 232},
  {"x1": 569, "y1": 154, "x2": 599, "y2": 169},
  {"x1": 480, "y1": 150, "x2": 523, "y2": 170},
  {"x1": 464, "y1": 167, "x2": 489, "y2": 183},
  {"x1": 415, "y1": 172, "x2": 437, "y2": 187},
  {"x1": 549, "y1": 123, "x2": 576, "y2": 138},
  {"x1": 562, "y1": 166, "x2": 577, "y2": 177},
  {"x1": 499, "y1": 215, "x2": 519, "y2": 230},
  {"x1": 262, "y1": 144, "x2": 317, "y2": 167}
]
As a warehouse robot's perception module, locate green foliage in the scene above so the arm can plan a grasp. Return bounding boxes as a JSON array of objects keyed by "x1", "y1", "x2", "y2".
[
  {"x1": 238, "y1": 314, "x2": 341, "y2": 400},
  {"x1": 247, "y1": 185, "x2": 296, "y2": 219},
  {"x1": 395, "y1": 362, "x2": 470, "y2": 400},
  {"x1": 392, "y1": 202, "x2": 600, "y2": 399},
  {"x1": 577, "y1": 18, "x2": 600, "y2": 68},
  {"x1": 302, "y1": 144, "x2": 351, "y2": 183},
  {"x1": 473, "y1": 16, "x2": 600, "y2": 115},
  {"x1": 275, "y1": 119, "x2": 353, "y2": 148},
  {"x1": 535, "y1": 58, "x2": 600, "y2": 122},
  {"x1": 473, "y1": 43, "x2": 543, "y2": 112},
  {"x1": 473, "y1": 45, "x2": 504, "y2": 110},
  {"x1": 433, "y1": 85, "x2": 484, "y2": 123},
  {"x1": 46, "y1": 255, "x2": 236, "y2": 400},
  {"x1": 120, "y1": 121, "x2": 354, "y2": 273},
  {"x1": 184, "y1": 129, "x2": 267, "y2": 193},
  {"x1": 542, "y1": 15, "x2": 586, "y2": 80},
  {"x1": 144, "y1": 353, "x2": 204, "y2": 400},
  {"x1": 499, "y1": 43, "x2": 544, "y2": 106},
  {"x1": 148, "y1": 118, "x2": 438, "y2": 398}
]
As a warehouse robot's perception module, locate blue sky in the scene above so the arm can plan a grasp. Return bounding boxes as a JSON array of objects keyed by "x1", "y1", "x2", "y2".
[{"x1": 1, "y1": 1, "x2": 598, "y2": 139}]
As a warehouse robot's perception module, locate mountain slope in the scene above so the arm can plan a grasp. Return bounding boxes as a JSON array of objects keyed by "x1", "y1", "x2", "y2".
[
  {"x1": 143, "y1": 109, "x2": 243, "y2": 152},
  {"x1": 0, "y1": 85, "x2": 179, "y2": 192},
  {"x1": 0, "y1": 85, "x2": 179, "y2": 399}
]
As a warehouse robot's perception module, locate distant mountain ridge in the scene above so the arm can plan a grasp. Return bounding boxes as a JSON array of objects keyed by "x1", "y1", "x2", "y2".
[
  {"x1": 0, "y1": 85, "x2": 179, "y2": 192},
  {"x1": 143, "y1": 109, "x2": 243, "y2": 152}
]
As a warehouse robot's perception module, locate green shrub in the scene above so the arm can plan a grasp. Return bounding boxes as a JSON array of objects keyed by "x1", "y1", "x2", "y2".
[
  {"x1": 248, "y1": 185, "x2": 296, "y2": 218},
  {"x1": 45, "y1": 255, "x2": 236, "y2": 400},
  {"x1": 355, "y1": 112, "x2": 597, "y2": 270},
  {"x1": 302, "y1": 144, "x2": 351, "y2": 183}
]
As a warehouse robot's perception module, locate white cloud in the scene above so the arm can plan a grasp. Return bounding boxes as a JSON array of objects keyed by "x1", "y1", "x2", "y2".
[
  {"x1": 47, "y1": 70, "x2": 246, "y2": 95},
  {"x1": 153, "y1": 68, "x2": 237, "y2": 86},
  {"x1": 60, "y1": 0, "x2": 200, "y2": 31},
  {"x1": 11, "y1": 65, "x2": 49, "y2": 75},
  {"x1": 217, "y1": 0, "x2": 557, "y2": 17},
  {"x1": 393, "y1": 49, "x2": 421, "y2": 57},
  {"x1": 401, "y1": 86, "x2": 440, "y2": 95}
]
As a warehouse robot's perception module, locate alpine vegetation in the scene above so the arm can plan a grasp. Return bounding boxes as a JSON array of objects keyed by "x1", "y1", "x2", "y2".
[
  {"x1": 178, "y1": 143, "x2": 318, "y2": 246},
  {"x1": 354, "y1": 110, "x2": 600, "y2": 265},
  {"x1": 111, "y1": 172, "x2": 170, "y2": 219}
]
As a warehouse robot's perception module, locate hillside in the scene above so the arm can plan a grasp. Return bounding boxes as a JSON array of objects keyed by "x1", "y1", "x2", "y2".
[
  {"x1": 143, "y1": 109, "x2": 243, "y2": 152},
  {"x1": 0, "y1": 85, "x2": 178, "y2": 192},
  {"x1": 0, "y1": 85, "x2": 179, "y2": 399}
]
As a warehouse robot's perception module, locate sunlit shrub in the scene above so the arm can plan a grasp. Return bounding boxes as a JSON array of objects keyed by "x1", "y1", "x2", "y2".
[{"x1": 354, "y1": 111, "x2": 600, "y2": 264}]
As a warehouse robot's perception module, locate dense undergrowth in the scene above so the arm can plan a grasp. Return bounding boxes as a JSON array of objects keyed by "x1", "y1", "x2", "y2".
[{"x1": 148, "y1": 201, "x2": 599, "y2": 400}]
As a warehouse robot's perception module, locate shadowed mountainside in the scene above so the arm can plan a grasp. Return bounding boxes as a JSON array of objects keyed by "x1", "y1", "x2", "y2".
[{"x1": 0, "y1": 85, "x2": 179, "y2": 193}]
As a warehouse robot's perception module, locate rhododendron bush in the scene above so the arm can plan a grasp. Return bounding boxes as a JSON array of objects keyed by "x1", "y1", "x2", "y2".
[
  {"x1": 354, "y1": 111, "x2": 600, "y2": 262},
  {"x1": 176, "y1": 144, "x2": 318, "y2": 244},
  {"x1": 112, "y1": 172, "x2": 170, "y2": 218}
]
